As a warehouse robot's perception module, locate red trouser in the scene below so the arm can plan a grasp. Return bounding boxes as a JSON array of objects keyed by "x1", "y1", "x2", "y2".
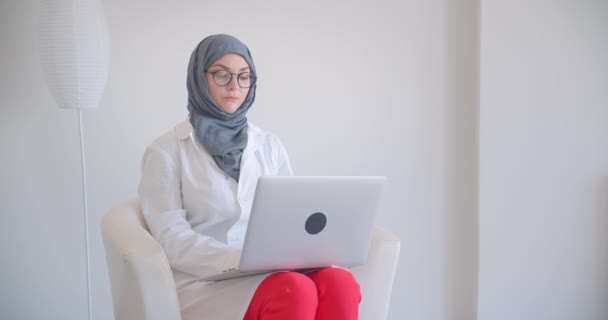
[{"x1": 243, "y1": 267, "x2": 361, "y2": 320}]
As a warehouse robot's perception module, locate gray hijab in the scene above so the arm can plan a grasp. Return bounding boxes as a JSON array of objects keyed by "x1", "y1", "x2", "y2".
[{"x1": 186, "y1": 34, "x2": 257, "y2": 182}]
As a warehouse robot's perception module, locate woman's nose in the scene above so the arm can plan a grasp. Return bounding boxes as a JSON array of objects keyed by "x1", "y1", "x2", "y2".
[{"x1": 226, "y1": 75, "x2": 239, "y2": 89}]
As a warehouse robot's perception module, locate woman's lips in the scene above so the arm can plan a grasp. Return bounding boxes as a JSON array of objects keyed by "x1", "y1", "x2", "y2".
[{"x1": 225, "y1": 96, "x2": 238, "y2": 101}]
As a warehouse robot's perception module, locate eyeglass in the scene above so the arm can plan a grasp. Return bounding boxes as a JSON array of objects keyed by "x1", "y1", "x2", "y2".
[{"x1": 205, "y1": 70, "x2": 256, "y2": 88}]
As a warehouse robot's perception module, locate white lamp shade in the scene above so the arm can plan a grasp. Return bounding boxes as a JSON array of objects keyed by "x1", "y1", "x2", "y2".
[{"x1": 39, "y1": 0, "x2": 110, "y2": 109}]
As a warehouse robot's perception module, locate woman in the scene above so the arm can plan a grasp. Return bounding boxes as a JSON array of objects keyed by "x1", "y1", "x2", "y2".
[{"x1": 139, "y1": 34, "x2": 361, "y2": 320}]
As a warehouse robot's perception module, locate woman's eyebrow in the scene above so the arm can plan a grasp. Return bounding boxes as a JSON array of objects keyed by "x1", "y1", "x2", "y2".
[{"x1": 209, "y1": 63, "x2": 250, "y2": 71}]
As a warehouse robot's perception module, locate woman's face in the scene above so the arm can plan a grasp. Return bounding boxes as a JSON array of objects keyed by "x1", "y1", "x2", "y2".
[{"x1": 205, "y1": 53, "x2": 251, "y2": 114}]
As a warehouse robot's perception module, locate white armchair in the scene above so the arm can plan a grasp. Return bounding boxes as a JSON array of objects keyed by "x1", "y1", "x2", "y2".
[{"x1": 101, "y1": 200, "x2": 400, "y2": 320}]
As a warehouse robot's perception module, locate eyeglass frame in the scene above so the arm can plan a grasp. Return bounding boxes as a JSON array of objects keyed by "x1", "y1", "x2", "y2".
[{"x1": 204, "y1": 69, "x2": 257, "y2": 88}]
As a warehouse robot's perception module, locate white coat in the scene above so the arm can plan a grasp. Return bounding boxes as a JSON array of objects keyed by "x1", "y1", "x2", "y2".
[{"x1": 138, "y1": 119, "x2": 293, "y2": 320}]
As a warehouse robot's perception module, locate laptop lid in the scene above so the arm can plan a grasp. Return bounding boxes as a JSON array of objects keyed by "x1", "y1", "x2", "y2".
[{"x1": 239, "y1": 176, "x2": 387, "y2": 272}]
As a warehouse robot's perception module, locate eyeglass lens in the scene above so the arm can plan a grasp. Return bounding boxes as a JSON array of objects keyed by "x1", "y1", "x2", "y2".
[{"x1": 212, "y1": 71, "x2": 253, "y2": 88}]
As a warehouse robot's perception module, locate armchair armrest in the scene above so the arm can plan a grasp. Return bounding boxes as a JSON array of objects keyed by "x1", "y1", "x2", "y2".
[
  {"x1": 101, "y1": 200, "x2": 182, "y2": 320},
  {"x1": 351, "y1": 226, "x2": 401, "y2": 320}
]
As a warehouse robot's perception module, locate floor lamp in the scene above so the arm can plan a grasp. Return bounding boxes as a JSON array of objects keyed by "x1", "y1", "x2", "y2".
[{"x1": 38, "y1": 0, "x2": 110, "y2": 319}]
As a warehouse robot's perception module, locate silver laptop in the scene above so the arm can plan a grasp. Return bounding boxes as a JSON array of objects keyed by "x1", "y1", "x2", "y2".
[{"x1": 202, "y1": 176, "x2": 386, "y2": 281}]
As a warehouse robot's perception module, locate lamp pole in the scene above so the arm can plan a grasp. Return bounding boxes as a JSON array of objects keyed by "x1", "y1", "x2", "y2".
[{"x1": 77, "y1": 109, "x2": 93, "y2": 320}]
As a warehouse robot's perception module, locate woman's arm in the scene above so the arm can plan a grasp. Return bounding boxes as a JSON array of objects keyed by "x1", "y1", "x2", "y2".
[{"x1": 138, "y1": 145, "x2": 240, "y2": 279}]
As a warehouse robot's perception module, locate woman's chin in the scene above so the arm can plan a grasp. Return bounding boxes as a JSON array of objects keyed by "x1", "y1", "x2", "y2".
[
  {"x1": 220, "y1": 107, "x2": 238, "y2": 114},
  {"x1": 220, "y1": 103, "x2": 241, "y2": 114}
]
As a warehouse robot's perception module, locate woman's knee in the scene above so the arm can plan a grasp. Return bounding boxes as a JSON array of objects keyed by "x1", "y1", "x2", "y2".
[
  {"x1": 308, "y1": 268, "x2": 361, "y2": 300},
  {"x1": 246, "y1": 272, "x2": 318, "y2": 320},
  {"x1": 309, "y1": 268, "x2": 359, "y2": 289},
  {"x1": 260, "y1": 272, "x2": 318, "y2": 302}
]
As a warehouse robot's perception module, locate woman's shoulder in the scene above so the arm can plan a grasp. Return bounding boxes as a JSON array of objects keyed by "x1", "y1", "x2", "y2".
[
  {"x1": 247, "y1": 122, "x2": 285, "y2": 148},
  {"x1": 145, "y1": 119, "x2": 192, "y2": 153}
]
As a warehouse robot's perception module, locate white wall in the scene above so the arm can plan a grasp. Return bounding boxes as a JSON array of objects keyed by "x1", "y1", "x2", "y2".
[
  {"x1": 0, "y1": 0, "x2": 480, "y2": 319},
  {"x1": 478, "y1": 1, "x2": 608, "y2": 319}
]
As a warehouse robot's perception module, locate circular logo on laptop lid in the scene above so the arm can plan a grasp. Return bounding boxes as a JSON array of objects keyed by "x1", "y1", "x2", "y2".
[{"x1": 305, "y1": 212, "x2": 327, "y2": 235}]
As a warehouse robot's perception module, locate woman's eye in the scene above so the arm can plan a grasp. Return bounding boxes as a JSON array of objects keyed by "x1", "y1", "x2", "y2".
[{"x1": 216, "y1": 72, "x2": 229, "y2": 79}]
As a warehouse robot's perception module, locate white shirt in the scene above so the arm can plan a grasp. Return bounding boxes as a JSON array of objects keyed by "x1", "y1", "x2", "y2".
[{"x1": 138, "y1": 119, "x2": 293, "y2": 288}]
